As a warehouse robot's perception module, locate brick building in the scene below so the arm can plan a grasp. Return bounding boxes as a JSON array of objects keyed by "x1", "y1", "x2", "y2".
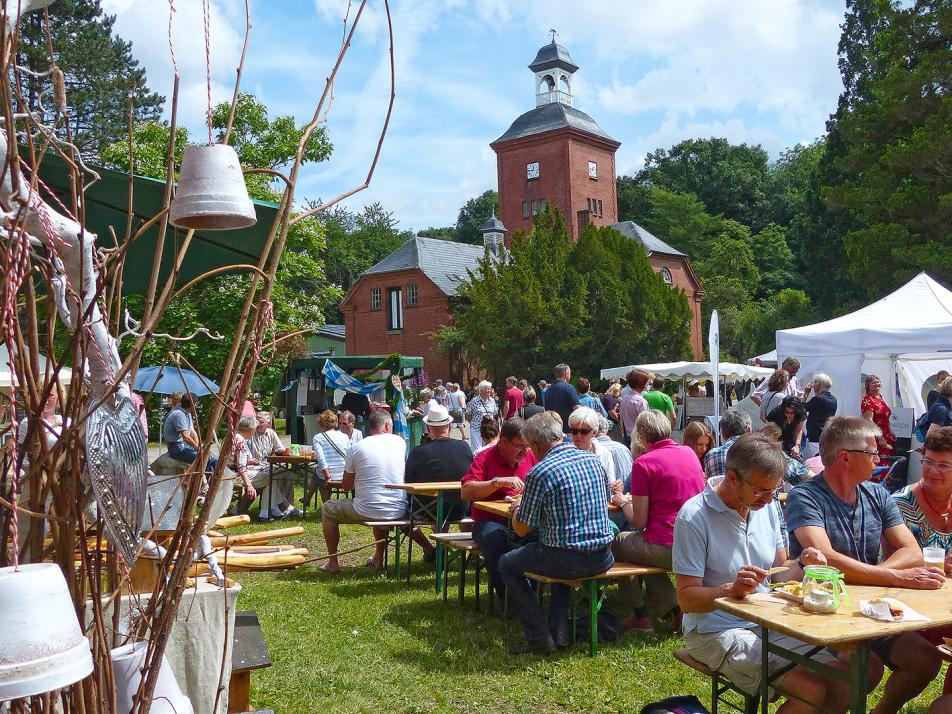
[
  {"x1": 339, "y1": 236, "x2": 484, "y2": 380},
  {"x1": 341, "y1": 38, "x2": 704, "y2": 376}
]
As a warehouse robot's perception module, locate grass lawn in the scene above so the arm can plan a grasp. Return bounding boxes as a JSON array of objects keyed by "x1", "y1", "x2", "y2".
[{"x1": 226, "y1": 493, "x2": 944, "y2": 713}]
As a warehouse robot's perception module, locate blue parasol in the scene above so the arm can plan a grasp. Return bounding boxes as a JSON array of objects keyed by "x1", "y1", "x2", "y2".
[{"x1": 133, "y1": 366, "x2": 220, "y2": 396}]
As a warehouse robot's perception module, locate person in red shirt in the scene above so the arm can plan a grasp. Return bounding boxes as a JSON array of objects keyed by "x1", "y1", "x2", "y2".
[
  {"x1": 502, "y1": 375, "x2": 525, "y2": 420},
  {"x1": 461, "y1": 417, "x2": 537, "y2": 600}
]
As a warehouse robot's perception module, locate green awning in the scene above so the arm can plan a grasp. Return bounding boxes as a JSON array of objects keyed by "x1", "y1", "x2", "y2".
[{"x1": 32, "y1": 150, "x2": 279, "y2": 294}]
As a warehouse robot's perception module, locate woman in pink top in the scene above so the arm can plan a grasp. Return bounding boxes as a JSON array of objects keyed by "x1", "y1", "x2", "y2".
[{"x1": 611, "y1": 409, "x2": 705, "y2": 632}]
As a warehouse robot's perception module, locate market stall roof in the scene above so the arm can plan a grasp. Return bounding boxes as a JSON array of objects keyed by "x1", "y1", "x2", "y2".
[
  {"x1": 32, "y1": 149, "x2": 280, "y2": 294},
  {"x1": 746, "y1": 349, "x2": 777, "y2": 367},
  {"x1": 600, "y1": 360, "x2": 772, "y2": 383}
]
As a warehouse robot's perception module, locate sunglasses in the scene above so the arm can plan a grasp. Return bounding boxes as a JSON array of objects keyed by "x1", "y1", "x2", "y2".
[{"x1": 570, "y1": 428, "x2": 593, "y2": 435}]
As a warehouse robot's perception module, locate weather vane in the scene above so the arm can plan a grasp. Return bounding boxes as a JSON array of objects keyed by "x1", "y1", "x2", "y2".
[{"x1": 549, "y1": 28, "x2": 557, "y2": 43}]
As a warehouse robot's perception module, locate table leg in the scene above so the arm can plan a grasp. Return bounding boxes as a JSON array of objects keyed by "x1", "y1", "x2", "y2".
[
  {"x1": 849, "y1": 641, "x2": 869, "y2": 714},
  {"x1": 761, "y1": 627, "x2": 769, "y2": 714},
  {"x1": 267, "y1": 462, "x2": 274, "y2": 517},
  {"x1": 434, "y1": 492, "x2": 445, "y2": 595},
  {"x1": 406, "y1": 495, "x2": 414, "y2": 584},
  {"x1": 300, "y1": 465, "x2": 307, "y2": 518}
]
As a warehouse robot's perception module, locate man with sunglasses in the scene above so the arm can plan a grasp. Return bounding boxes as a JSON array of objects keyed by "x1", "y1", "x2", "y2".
[
  {"x1": 674, "y1": 433, "x2": 855, "y2": 711},
  {"x1": 460, "y1": 417, "x2": 537, "y2": 603},
  {"x1": 786, "y1": 416, "x2": 942, "y2": 714}
]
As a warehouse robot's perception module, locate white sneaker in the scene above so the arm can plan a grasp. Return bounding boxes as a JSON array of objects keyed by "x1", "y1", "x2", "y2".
[{"x1": 283, "y1": 505, "x2": 303, "y2": 518}]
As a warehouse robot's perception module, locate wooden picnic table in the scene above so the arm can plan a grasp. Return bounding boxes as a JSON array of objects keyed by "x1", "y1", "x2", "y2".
[
  {"x1": 386, "y1": 482, "x2": 464, "y2": 592},
  {"x1": 715, "y1": 581, "x2": 952, "y2": 712},
  {"x1": 264, "y1": 454, "x2": 316, "y2": 517},
  {"x1": 473, "y1": 498, "x2": 620, "y2": 520}
]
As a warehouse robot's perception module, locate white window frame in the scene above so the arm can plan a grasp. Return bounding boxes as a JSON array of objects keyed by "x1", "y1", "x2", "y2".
[
  {"x1": 370, "y1": 287, "x2": 381, "y2": 310},
  {"x1": 387, "y1": 287, "x2": 403, "y2": 330},
  {"x1": 407, "y1": 283, "x2": 418, "y2": 307}
]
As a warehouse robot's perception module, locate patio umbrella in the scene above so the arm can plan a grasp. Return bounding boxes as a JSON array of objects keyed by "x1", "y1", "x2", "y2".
[{"x1": 133, "y1": 366, "x2": 220, "y2": 396}]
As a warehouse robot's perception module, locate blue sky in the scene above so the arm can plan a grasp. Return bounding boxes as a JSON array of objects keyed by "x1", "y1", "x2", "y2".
[{"x1": 104, "y1": 0, "x2": 846, "y2": 231}]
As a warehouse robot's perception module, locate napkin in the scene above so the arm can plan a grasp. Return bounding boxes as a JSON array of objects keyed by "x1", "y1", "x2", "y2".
[{"x1": 860, "y1": 598, "x2": 930, "y2": 623}]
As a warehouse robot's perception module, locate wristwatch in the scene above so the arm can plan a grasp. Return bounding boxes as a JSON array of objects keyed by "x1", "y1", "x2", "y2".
[{"x1": 492, "y1": 476, "x2": 499, "y2": 487}]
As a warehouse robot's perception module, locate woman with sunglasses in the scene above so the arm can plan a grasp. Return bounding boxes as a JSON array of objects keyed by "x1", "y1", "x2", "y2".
[
  {"x1": 892, "y1": 426, "x2": 952, "y2": 711},
  {"x1": 766, "y1": 395, "x2": 807, "y2": 458},
  {"x1": 610, "y1": 409, "x2": 705, "y2": 632},
  {"x1": 568, "y1": 406, "x2": 616, "y2": 484}
]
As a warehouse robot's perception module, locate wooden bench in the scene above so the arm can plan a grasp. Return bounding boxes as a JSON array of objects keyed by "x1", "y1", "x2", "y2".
[
  {"x1": 228, "y1": 610, "x2": 272, "y2": 714},
  {"x1": 360, "y1": 519, "x2": 410, "y2": 579},
  {"x1": 429, "y1": 533, "x2": 486, "y2": 611},
  {"x1": 523, "y1": 563, "x2": 668, "y2": 657}
]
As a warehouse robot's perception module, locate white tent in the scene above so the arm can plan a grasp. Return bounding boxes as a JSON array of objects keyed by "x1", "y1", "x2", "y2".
[
  {"x1": 776, "y1": 273, "x2": 952, "y2": 418},
  {"x1": 600, "y1": 361, "x2": 772, "y2": 383},
  {"x1": 0, "y1": 345, "x2": 74, "y2": 392},
  {"x1": 746, "y1": 349, "x2": 777, "y2": 367}
]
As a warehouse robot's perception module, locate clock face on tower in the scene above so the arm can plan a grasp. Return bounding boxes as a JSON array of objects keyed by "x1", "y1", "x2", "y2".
[{"x1": 526, "y1": 162, "x2": 540, "y2": 180}]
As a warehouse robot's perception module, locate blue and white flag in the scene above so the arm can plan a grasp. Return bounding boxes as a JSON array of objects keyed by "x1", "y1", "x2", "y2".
[{"x1": 321, "y1": 359, "x2": 380, "y2": 395}]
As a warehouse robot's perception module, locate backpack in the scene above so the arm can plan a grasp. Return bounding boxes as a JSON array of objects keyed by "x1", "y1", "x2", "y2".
[
  {"x1": 640, "y1": 695, "x2": 710, "y2": 714},
  {"x1": 573, "y1": 610, "x2": 623, "y2": 643},
  {"x1": 915, "y1": 411, "x2": 931, "y2": 442}
]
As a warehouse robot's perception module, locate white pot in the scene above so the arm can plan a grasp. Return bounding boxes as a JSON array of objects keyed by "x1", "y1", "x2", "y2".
[
  {"x1": 170, "y1": 144, "x2": 257, "y2": 231},
  {"x1": 0, "y1": 563, "x2": 93, "y2": 699},
  {"x1": 111, "y1": 641, "x2": 193, "y2": 714}
]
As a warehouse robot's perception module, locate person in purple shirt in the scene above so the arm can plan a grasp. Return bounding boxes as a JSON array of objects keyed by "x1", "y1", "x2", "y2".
[{"x1": 611, "y1": 409, "x2": 705, "y2": 632}]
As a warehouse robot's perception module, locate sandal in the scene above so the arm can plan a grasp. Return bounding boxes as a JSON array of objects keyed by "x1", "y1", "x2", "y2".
[{"x1": 365, "y1": 557, "x2": 385, "y2": 572}]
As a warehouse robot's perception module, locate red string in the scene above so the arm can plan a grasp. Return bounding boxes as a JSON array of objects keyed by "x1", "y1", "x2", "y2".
[
  {"x1": 167, "y1": 0, "x2": 178, "y2": 76},
  {"x1": 203, "y1": 0, "x2": 213, "y2": 145}
]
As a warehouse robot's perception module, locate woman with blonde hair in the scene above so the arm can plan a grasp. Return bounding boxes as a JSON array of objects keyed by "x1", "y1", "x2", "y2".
[
  {"x1": 303, "y1": 409, "x2": 351, "y2": 508},
  {"x1": 681, "y1": 421, "x2": 714, "y2": 464},
  {"x1": 758, "y1": 369, "x2": 790, "y2": 423}
]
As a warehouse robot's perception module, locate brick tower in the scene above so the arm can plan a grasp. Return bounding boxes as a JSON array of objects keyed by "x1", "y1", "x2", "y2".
[{"x1": 490, "y1": 36, "x2": 621, "y2": 242}]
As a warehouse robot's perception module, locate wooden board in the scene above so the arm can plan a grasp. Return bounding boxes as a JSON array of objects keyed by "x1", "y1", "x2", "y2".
[
  {"x1": 526, "y1": 562, "x2": 667, "y2": 586},
  {"x1": 265, "y1": 454, "x2": 315, "y2": 465},
  {"x1": 386, "y1": 481, "x2": 463, "y2": 496},
  {"x1": 229, "y1": 610, "x2": 271, "y2": 714},
  {"x1": 715, "y1": 581, "x2": 952, "y2": 648},
  {"x1": 473, "y1": 500, "x2": 515, "y2": 519}
]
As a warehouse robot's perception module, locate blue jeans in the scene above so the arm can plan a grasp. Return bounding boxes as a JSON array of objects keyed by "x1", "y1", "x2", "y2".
[
  {"x1": 499, "y1": 541, "x2": 614, "y2": 642},
  {"x1": 473, "y1": 520, "x2": 509, "y2": 597},
  {"x1": 167, "y1": 441, "x2": 218, "y2": 471}
]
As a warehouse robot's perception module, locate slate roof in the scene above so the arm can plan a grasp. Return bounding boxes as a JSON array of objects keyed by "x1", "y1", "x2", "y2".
[
  {"x1": 528, "y1": 41, "x2": 578, "y2": 73},
  {"x1": 612, "y1": 221, "x2": 685, "y2": 257},
  {"x1": 361, "y1": 236, "x2": 486, "y2": 296},
  {"x1": 494, "y1": 102, "x2": 615, "y2": 144},
  {"x1": 316, "y1": 324, "x2": 345, "y2": 339},
  {"x1": 480, "y1": 215, "x2": 506, "y2": 233}
]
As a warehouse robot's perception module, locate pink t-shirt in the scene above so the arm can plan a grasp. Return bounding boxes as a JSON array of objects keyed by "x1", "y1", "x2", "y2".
[
  {"x1": 630, "y1": 438, "x2": 705, "y2": 547},
  {"x1": 504, "y1": 386, "x2": 525, "y2": 419}
]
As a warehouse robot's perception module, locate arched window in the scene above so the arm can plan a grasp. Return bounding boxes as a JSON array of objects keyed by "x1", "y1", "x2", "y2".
[
  {"x1": 540, "y1": 74, "x2": 555, "y2": 93},
  {"x1": 559, "y1": 75, "x2": 570, "y2": 93},
  {"x1": 660, "y1": 267, "x2": 673, "y2": 285}
]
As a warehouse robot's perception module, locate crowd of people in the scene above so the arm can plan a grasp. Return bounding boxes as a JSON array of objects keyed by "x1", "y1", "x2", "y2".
[{"x1": 150, "y1": 357, "x2": 952, "y2": 711}]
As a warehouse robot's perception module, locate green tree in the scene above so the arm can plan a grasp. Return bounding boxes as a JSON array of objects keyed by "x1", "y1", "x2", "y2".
[
  {"x1": 445, "y1": 207, "x2": 691, "y2": 380},
  {"x1": 16, "y1": 0, "x2": 164, "y2": 158},
  {"x1": 763, "y1": 141, "x2": 826, "y2": 230},
  {"x1": 637, "y1": 187, "x2": 724, "y2": 261},
  {"x1": 823, "y1": 0, "x2": 952, "y2": 294},
  {"x1": 417, "y1": 226, "x2": 455, "y2": 240},
  {"x1": 454, "y1": 190, "x2": 498, "y2": 244},
  {"x1": 634, "y1": 138, "x2": 771, "y2": 228},
  {"x1": 751, "y1": 223, "x2": 798, "y2": 296}
]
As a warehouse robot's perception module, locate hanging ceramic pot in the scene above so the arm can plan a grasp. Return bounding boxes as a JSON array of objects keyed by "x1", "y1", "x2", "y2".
[
  {"x1": 170, "y1": 144, "x2": 256, "y2": 231},
  {"x1": 0, "y1": 563, "x2": 93, "y2": 699},
  {"x1": 111, "y1": 641, "x2": 193, "y2": 714}
]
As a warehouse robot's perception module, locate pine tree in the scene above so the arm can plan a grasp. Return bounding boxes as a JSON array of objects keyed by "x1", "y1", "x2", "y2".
[{"x1": 16, "y1": 0, "x2": 164, "y2": 159}]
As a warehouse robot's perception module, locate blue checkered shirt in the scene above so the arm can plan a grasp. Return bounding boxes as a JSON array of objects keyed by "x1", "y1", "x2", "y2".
[
  {"x1": 703, "y1": 435, "x2": 740, "y2": 479},
  {"x1": 516, "y1": 442, "x2": 613, "y2": 551}
]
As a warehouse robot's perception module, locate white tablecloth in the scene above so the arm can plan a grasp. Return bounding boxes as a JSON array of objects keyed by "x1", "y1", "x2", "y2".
[{"x1": 88, "y1": 580, "x2": 241, "y2": 714}]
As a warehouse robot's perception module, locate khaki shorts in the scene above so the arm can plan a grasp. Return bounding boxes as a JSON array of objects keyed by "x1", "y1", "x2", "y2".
[
  {"x1": 321, "y1": 498, "x2": 367, "y2": 524},
  {"x1": 684, "y1": 627, "x2": 838, "y2": 697}
]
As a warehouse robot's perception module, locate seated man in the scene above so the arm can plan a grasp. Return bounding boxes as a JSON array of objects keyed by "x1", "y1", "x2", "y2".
[
  {"x1": 787, "y1": 416, "x2": 943, "y2": 714},
  {"x1": 460, "y1": 417, "x2": 537, "y2": 600},
  {"x1": 674, "y1": 433, "x2": 861, "y2": 713},
  {"x1": 224, "y1": 416, "x2": 258, "y2": 502},
  {"x1": 321, "y1": 410, "x2": 407, "y2": 573},
  {"x1": 498, "y1": 412, "x2": 614, "y2": 655},
  {"x1": 703, "y1": 409, "x2": 752, "y2": 479},
  {"x1": 404, "y1": 404, "x2": 474, "y2": 561},
  {"x1": 163, "y1": 393, "x2": 217, "y2": 471},
  {"x1": 337, "y1": 410, "x2": 363, "y2": 448},
  {"x1": 246, "y1": 410, "x2": 298, "y2": 521}
]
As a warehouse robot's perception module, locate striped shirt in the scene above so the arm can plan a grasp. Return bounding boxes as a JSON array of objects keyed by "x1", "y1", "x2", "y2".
[
  {"x1": 312, "y1": 429, "x2": 351, "y2": 480},
  {"x1": 893, "y1": 485, "x2": 952, "y2": 551},
  {"x1": 516, "y1": 442, "x2": 613, "y2": 551}
]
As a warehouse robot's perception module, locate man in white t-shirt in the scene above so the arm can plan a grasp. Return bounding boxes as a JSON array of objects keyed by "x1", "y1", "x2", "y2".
[
  {"x1": 246, "y1": 411, "x2": 295, "y2": 521},
  {"x1": 321, "y1": 410, "x2": 407, "y2": 572},
  {"x1": 337, "y1": 410, "x2": 364, "y2": 447}
]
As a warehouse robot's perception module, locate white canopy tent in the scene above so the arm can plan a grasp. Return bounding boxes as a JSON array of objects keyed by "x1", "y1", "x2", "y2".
[
  {"x1": 0, "y1": 344, "x2": 74, "y2": 392},
  {"x1": 746, "y1": 349, "x2": 777, "y2": 368},
  {"x1": 600, "y1": 360, "x2": 772, "y2": 383},
  {"x1": 776, "y1": 273, "x2": 952, "y2": 418}
]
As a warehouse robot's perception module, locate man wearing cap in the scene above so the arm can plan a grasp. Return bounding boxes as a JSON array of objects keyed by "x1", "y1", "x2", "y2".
[{"x1": 404, "y1": 404, "x2": 475, "y2": 561}]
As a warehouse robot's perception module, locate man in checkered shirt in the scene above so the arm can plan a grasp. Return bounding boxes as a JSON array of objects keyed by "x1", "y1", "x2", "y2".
[
  {"x1": 703, "y1": 409, "x2": 753, "y2": 479},
  {"x1": 499, "y1": 411, "x2": 614, "y2": 655}
]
